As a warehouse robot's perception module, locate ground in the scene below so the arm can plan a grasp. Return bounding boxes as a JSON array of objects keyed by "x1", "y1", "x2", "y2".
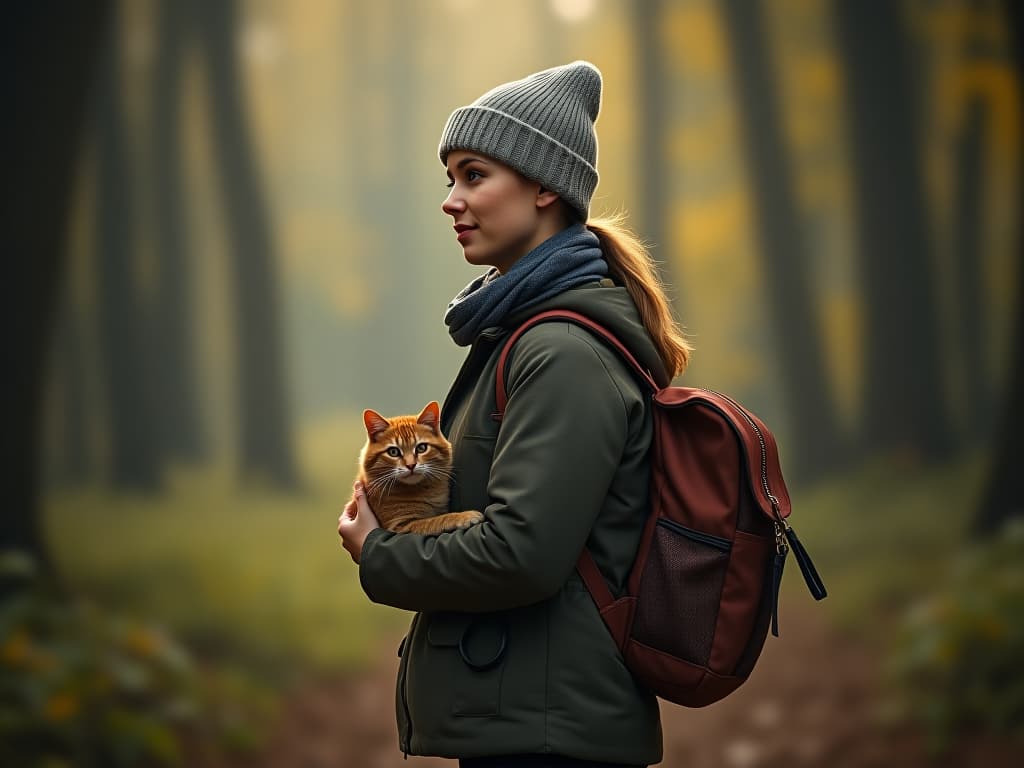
[{"x1": 211, "y1": 602, "x2": 1017, "y2": 768}]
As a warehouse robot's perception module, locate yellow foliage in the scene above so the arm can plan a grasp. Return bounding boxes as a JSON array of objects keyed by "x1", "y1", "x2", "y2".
[
  {"x1": 820, "y1": 295, "x2": 862, "y2": 424},
  {"x1": 282, "y1": 210, "x2": 373, "y2": 316},
  {"x1": 663, "y1": 2, "x2": 724, "y2": 75},
  {"x1": 671, "y1": 192, "x2": 750, "y2": 260},
  {"x1": 1, "y1": 630, "x2": 31, "y2": 667},
  {"x1": 44, "y1": 693, "x2": 80, "y2": 723},
  {"x1": 789, "y1": 55, "x2": 839, "y2": 99},
  {"x1": 952, "y1": 64, "x2": 1021, "y2": 154},
  {"x1": 670, "y1": 115, "x2": 735, "y2": 167},
  {"x1": 123, "y1": 626, "x2": 161, "y2": 659}
]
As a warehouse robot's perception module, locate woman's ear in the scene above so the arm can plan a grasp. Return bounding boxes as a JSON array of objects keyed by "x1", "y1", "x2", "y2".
[{"x1": 536, "y1": 185, "x2": 561, "y2": 209}]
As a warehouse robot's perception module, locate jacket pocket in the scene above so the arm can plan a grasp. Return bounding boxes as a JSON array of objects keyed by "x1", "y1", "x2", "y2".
[{"x1": 425, "y1": 612, "x2": 505, "y2": 717}]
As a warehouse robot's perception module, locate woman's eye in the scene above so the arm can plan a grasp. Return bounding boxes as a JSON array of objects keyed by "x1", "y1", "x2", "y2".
[
  {"x1": 415, "y1": 443, "x2": 429, "y2": 454},
  {"x1": 386, "y1": 447, "x2": 401, "y2": 458},
  {"x1": 445, "y1": 180, "x2": 454, "y2": 188},
  {"x1": 466, "y1": 169, "x2": 481, "y2": 182}
]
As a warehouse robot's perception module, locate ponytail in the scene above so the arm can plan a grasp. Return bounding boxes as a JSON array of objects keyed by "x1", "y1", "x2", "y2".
[{"x1": 587, "y1": 214, "x2": 692, "y2": 379}]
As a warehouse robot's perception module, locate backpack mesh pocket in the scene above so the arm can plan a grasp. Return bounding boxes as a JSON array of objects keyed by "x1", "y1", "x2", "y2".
[{"x1": 632, "y1": 520, "x2": 730, "y2": 665}]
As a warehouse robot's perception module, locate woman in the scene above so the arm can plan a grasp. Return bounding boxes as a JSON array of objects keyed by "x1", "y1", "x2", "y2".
[{"x1": 338, "y1": 61, "x2": 690, "y2": 768}]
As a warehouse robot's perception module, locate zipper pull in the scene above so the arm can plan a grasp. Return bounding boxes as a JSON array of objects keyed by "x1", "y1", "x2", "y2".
[
  {"x1": 771, "y1": 522, "x2": 788, "y2": 637},
  {"x1": 783, "y1": 522, "x2": 828, "y2": 600}
]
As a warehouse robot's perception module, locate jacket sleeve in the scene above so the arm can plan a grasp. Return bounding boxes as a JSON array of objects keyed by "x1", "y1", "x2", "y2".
[{"x1": 358, "y1": 323, "x2": 631, "y2": 612}]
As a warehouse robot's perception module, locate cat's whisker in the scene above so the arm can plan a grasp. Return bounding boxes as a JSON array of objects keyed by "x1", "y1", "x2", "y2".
[
  {"x1": 423, "y1": 466, "x2": 454, "y2": 482},
  {"x1": 368, "y1": 473, "x2": 394, "y2": 496},
  {"x1": 382, "y1": 471, "x2": 401, "y2": 497}
]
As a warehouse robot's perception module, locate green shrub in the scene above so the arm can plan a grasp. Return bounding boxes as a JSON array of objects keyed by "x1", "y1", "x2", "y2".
[
  {"x1": 892, "y1": 519, "x2": 1024, "y2": 751},
  {"x1": 0, "y1": 552, "x2": 275, "y2": 767},
  {"x1": 44, "y1": 471, "x2": 407, "y2": 675}
]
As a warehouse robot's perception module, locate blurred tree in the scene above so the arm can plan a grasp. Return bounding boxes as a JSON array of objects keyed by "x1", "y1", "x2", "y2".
[
  {"x1": 974, "y1": 0, "x2": 1023, "y2": 535},
  {"x1": 50, "y1": 299, "x2": 90, "y2": 485},
  {"x1": 193, "y1": 0, "x2": 299, "y2": 488},
  {"x1": 387, "y1": 0, "x2": 423, "y2": 382},
  {"x1": 343, "y1": 0, "x2": 418, "y2": 413},
  {"x1": 95, "y1": 7, "x2": 163, "y2": 491},
  {"x1": 3, "y1": 2, "x2": 111, "y2": 573},
  {"x1": 632, "y1": 0, "x2": 671, "y2": 282},
  {"x1": 953, "y1": 94, "x2": 993, "y2": 441},
  {"x1": 339, "y1": 0, "x2": 372, "y2": 410},
  {"x1": 152, "y1": 0, "x2": 205, "y2": 464},
  {"x1": 538, "y1": 0, "x2": 565, "y2": 63},
  {"x1": 720, "y1": 0, "x2": 845, "y2": 480},
  {"x1": 833, "y1": 0, "x2": 954, "y2": 462}
]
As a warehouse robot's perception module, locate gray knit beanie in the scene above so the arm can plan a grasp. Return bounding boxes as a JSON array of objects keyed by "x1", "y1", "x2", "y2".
[{"x1": 438, "y1": 60, "x2": 602, "y2": 222}]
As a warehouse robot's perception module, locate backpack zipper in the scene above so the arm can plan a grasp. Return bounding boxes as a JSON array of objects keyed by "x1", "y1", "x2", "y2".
[
  {"x1": 698, "y1": 388, "x2": 791, "y2": 636},
  {"x1": 698, "y1": 388, "x2": 826, "y2": 606},
  {"x1": 657, "y1": 518, "x2": 732, "y2": 551},
  {"x1": 698, "y1": 389, "x2": 786, "y2": 532}
]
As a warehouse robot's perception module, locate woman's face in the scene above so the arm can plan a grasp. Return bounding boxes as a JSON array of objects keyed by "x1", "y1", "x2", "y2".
[{"x1": 442, "y1": 151, "x2": 551, "y2": 274}]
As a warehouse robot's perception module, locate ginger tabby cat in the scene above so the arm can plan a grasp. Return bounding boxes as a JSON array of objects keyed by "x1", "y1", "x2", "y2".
[{"x1": 357, "y1": 401, "x2": 484, "y2": 535}]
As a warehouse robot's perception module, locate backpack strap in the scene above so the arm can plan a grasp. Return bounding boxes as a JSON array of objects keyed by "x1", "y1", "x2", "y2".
[
  {"x1": 492, "y1": 309, "x2": 656, "y2": 625},
  {"x1": 492, "y1": 309, "x2": 659, "y2": 422}
]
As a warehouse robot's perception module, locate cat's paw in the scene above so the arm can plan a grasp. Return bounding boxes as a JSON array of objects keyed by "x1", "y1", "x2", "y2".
[{"x1": 455, "y1": 510, "x2": 484, "y2": 529}]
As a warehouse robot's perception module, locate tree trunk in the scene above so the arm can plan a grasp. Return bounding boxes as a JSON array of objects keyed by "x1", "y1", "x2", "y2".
[
  {"x1": 390, "y1": 0, "x2": 429, "y2": 399},
  {"x1": 720, "y1": 0, "x2": 845, "y2": 481},
  {"x1": 973, "y1": 0, "x2": 1024, "y2": 535},
  {"x1": 51, "y1": 296, "x2": 91, "y2": 486},
  {"x1": 194, "y1": 0, "x2": 299, "y2": 488},
  {"x1": 537, "y1": 0, "x2": 565, "y2": 63},
  {"x1": 343, "y1": 0, "x2": 408, "y2": 413},
  {"x1": 632, "y1": 0, "x2": 674, "y2": 290},
  {"x1": 95, "y1": 8, "x2": 163, "y2": 491},
  {"x1": 833, "y1": 0, "x2": 954, "y2": 462},
  {"x1": 952, "y1": 96, "x2": 992, "y2": 442},
  {"x1": 152, "y1": 0, "x2": 205, "y2": 463},
  {"x1": 2, "y1": 2, "x2": 111, "y2": 577}
]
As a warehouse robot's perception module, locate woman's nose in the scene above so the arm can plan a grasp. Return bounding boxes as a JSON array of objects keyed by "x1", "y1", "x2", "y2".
[{"x1": 441, "y1": 186, "x2": 465, "y2": 216}]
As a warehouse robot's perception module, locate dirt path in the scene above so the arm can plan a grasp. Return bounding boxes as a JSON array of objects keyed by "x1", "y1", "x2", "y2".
[{"x1": 223, "y1": 601, "x2": 1014, "y2": 768}]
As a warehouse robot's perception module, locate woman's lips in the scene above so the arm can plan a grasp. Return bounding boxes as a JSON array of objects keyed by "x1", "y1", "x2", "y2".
[{"x1": 456, "y1": 227, "x2": 477, "y2": 243}]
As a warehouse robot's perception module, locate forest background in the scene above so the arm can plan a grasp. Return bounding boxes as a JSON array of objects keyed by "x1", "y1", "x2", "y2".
[{"x1": 5, "y1": 0, "x2": 1022, "y2": 765}]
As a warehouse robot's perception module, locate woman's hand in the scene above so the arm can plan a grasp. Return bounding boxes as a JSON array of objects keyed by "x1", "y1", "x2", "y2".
[{"x1": 337, "y1": 481, "x2": 380, "y2": 564}]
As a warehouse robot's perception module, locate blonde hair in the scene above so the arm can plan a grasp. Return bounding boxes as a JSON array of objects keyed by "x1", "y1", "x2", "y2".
[{"x1": 586, "y1": 214, "x2": 692, "y2": 379}]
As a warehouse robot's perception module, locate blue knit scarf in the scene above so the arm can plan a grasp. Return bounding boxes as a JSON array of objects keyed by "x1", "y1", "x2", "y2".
[{"x1": 444, "y1": 224, "x2": 608, "y2": 346}]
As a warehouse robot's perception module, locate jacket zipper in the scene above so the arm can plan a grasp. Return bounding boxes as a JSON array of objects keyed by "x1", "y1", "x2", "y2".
[
  {"x1": 401, "y1": 330, "x2": 502, "y2": 756},
  {"x1": 657, "y1": 518, "x2": 731, "y2": 551},
  {"x1": 440, "y1": 328, "x2": 504, "y2": 435},
  {"x1": 398, "y1": 613, "x2": 420, "y2": 756}
]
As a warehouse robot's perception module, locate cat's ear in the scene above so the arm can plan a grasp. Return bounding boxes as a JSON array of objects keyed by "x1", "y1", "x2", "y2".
[
  {"x1": 417, "y1": 401, "x2": 441, "y2": 434},
  {"x1": 363, "y1": 409, "x2": 389, "y2": 441}
]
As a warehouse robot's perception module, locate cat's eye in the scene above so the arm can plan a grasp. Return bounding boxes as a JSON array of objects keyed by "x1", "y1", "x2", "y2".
[
  {"x1": 386, "y1": 447, "x2": 401, "y2": 458},
  {"x1": 414, "y1": 443, "x2": 429, "y2": 454}
]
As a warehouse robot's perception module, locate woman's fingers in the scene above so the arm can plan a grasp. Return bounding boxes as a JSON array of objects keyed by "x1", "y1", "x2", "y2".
[
  {"x1": 352, "y1": 482, "x2": 374, "y2": 518},
  {"x1": 337, "y1": 481, "x2": 380, "y2": 564}
]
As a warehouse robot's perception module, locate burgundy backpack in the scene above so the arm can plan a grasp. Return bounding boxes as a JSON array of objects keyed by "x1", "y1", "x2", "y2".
[{"x1": 494, "y1": 310, "x2": 827, "y2": 708}]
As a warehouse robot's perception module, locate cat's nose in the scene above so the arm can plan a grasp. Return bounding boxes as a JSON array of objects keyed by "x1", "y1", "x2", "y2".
[{"x1": 405, "y1": 464, "x2": 416, "y2": 472}]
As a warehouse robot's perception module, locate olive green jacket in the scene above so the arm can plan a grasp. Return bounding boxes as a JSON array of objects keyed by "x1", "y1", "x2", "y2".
[{"x1": 359, "y1": 282, "x2": 669, "y2": 764}]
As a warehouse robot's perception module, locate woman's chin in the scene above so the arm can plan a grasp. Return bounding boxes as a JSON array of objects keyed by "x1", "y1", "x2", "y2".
[{"x1": 461, "y1": 246, "x2": 485, "y2": 266}]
